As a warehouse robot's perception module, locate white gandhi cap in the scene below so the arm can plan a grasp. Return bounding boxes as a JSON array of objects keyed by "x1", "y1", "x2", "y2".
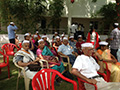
[
  {"x1": 69, "y1": 36, "x2": 74, "y2": 38},
  {"x1": 99, "y1": 41, "x2": 108, "y2": 46},
  {"x1": 22, "y1": 40, "x2": 29, "y2": 44},
  {"x1": 10, "y1": 22, "x2": 14, "y2": 25},
  {"x1": 81, "y1": 43, "x2": 93, "y2": 48},
  {"x1": 24, "y1": 33, "x2": 30, "y2": 36},
  {"x1": 38, "y1": 39, "x2": 44, "y2": 43},
  {"x1": 63, "y1": 37, "x2": 68, "y2": 40},
  {"x1": 42, "y1": 35, "x2": 47, "y2": 39},
  {"x1": 114, "y1": 23, "x2": 119, "y2": 26}
]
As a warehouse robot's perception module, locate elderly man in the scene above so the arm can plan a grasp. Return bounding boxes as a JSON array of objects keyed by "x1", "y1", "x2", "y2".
[
  {"x1": 57, "y1": 37, "x2": 78, "y2": 65},
  {"x1": 7, "y1": 22, "x2": 18, "y2": 44},
  {"x1": 71, "y1": 43, "x2": 120, "y2": 90}
]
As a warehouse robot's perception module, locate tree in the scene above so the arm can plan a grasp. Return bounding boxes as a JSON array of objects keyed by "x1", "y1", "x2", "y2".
[
  {"x1": 48, "y1": 0, "x2": 64, "y2": 33},
  {"x1": 0, "y1": 0, "x2": 47, "y2": 33}
]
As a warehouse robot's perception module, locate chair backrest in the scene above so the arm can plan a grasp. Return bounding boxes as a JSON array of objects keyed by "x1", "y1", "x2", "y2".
[
  {"x1": 1, "y1": 43, "x2": 19, "y2": 56},
  {"x1": 32, "y1": 69, "x2": 77, "y2": 90},
  {"x1": 0, "y1": 51, "x2": 9, "y2": 64},
  {"x1": 103, "y1": 61, "x2": 111, "y2": 82},
  {"x1": 19, "y1": 43, "x2": 22, "y2": 49}
]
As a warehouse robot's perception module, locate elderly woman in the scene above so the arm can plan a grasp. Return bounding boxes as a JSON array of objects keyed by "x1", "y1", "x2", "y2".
[
  {"x1": 13, "y1": 40, "x2": 41, "y2": 79},
  {"x1": 36, "y1": 39, "x2": 65, "y2": 74},
  {"x1": 97, "y1": 41, "x2": 120, "y2": 82},
  {"x1": 52, "y1": 36, "x2": 62, "y2": 50}
]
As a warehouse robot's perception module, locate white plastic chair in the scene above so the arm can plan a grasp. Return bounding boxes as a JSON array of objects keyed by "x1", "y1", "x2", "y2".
[{"x1": 14, "y1": 60, "x2": 49, "y2": 90}]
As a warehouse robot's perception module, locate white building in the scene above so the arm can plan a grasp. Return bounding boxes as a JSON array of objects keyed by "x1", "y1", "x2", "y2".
[{"x1": 44, "y1": 0, "x2": 116, "y2": 35}]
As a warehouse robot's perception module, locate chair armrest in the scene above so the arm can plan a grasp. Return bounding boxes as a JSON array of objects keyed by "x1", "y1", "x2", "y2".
[
  {"x1": 97, "y1": 71, "x2": 107, "y2": 81},
  {"x1": 77, "y1": 77, "x2": 97, "y2": 90},
  {"x1": 14, "y1": 62, "x2": 25, "y2": 71},
  {"x1": 59, "y1": 55, "x2": 70, "y2": 64},
  {"x1": 38, "y1": 60, "x2": 43, "y2": 68},
  {"x1": 40, "y1": 59, "x2": 49, "y2": 68}
]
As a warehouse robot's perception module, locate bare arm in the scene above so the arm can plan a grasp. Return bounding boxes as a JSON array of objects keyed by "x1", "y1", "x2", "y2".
[
  {"x1": 30, "y1": 40, "x2": 34, "y2": 50},
  {"x1": 72, "y1": 51, "x2": 78, "y2": 56},
  {"x1": 58, "y1": 52, "x2": 68, "y2": 58},
  {"x1": 94, "y1": 52, "x2": 104, "y2": 73},
  {"x1": 18, "y1": 61, "x2": 31, "y2": 67},
  {"x1": 17, "y1": 57, "x2": 40, "y2": 67},
  {"x1": 71, "y1": 68, "x2": 97, "y2": 84}
]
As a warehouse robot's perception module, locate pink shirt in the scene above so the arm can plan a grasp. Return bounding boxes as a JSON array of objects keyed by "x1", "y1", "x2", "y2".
[{"x1": 36, "y1": 48, "x2": 42, "y2": 56}]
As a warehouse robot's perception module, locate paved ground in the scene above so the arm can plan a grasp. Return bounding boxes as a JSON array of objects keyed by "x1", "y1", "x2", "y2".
[{"x1": 0, "y1": 34, "x2": 108, "y2": 47}]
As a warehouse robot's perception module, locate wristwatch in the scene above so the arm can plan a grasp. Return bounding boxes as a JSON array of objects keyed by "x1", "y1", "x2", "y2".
[{"x1": 99, "y1": 59, "x2": 103, "y2": 61}]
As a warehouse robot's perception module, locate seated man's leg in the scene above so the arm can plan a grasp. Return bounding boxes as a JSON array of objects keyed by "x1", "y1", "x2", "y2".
[
  {"x1": 85, "y1": 77, "x2": 120, "y2": 90},
  {"x1": 67, "y1": 55, "x2": 76, "y2": 65}
]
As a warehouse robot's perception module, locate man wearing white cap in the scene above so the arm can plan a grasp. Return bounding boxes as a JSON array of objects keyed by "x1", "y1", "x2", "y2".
[
  {"x1": 71, "y1": 43, "x2": 120, "y2": 90},
  {"x1": 35, "y1": 31, "x2": 41, "y2": 40},
  {"x1": 7, "y1": 22, "x2": 18, "y2": 44},
  {"x1": 109, "y1": 23, "x2": 120, "y2": 59},
  {"x1": 69, "y1": 36, "x2": 77, "y2": 52},
  {"x1": 58, "y1": 37, "x2": 78, "y2": 65},
  {"x1": 52, "y1": 32, "x2": 59, "y2": 42}
]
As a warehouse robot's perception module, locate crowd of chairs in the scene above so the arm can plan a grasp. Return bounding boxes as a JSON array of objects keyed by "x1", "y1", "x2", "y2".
[{"x1": 0, "y1": 42, "x2": 111, "y2": 90}]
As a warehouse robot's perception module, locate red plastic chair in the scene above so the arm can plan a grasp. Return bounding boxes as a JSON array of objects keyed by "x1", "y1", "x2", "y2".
[
  {"x1": 103, "y1": 61, "x2": 111, "y2": 82},
  {"x1": 1, "y1": 43, "x2": 19, "y2": 56},
  {"x1": 18, "y1": 43, "x2": 22, "y2": 50},
  {"x1": 0, "y1": 51, "x2": 10, "y2": 78},
  {"x1": 32, "y1": 69, "x2": 77, "y2": 90},
  {"x1": 77, "y1": 72, "x2": 107, "y2": 90}
]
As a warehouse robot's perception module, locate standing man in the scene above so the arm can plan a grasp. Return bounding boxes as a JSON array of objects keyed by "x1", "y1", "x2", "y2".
[
  {"x1": 109, "y1": 23, "x2": 120, "y2": 59},
  {"x1": 7, "y1": 22, "x2": 18, "y2": 44}
]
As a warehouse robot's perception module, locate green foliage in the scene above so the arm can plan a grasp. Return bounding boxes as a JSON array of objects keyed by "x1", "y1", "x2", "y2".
[
  {"x1": 92, "y1": 0, "x2": 97, "y2": 3},
  {"x1": 98, "y1": 3, "x2": 118, "y2": 33},
  {"x1": 0, "y1": 0, "x2": 11, "y2": 24},
  {"x1": 48, "y1": 0, "x2": 64, "y2": 33},
  {"x1": 0, "y1": 0, "x2": 47, "y2": 34}
]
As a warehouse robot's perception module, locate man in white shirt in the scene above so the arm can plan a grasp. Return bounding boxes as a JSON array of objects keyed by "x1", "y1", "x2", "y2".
[{"x1": 71, "y1": 43, "x2": 120, "y2": 90}]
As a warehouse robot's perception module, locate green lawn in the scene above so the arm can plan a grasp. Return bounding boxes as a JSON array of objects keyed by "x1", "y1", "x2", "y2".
[{"x1": 0, "y1": 56, "x2": 78, "y2": 90}]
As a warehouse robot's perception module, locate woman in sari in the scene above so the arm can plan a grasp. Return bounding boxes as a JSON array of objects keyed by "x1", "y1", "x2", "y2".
[
  {"x1": 13, "y1": 40, "x2": 41, "y2": 79},
  {"x1": 97, "y1": 41, "x2": 120, "y2": 82},
  {"x1": 86, "y1": 27, "x2": 100, "y2": 49},
  {"x1": 36, "y1": 39, "x2": 65, "y2": 74}
]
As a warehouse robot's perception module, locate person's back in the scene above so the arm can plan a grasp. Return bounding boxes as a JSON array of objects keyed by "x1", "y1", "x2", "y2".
[
  {"x1": 7, "y1": 22, "x2": 18, "y2": 44},
  {"x1": 7, "y1": 24, "x2": 17, "y2": 39}
]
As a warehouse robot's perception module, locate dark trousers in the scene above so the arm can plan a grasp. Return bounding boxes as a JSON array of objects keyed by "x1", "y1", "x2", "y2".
[
  {"x1": 110, "y1": 48, "x2": 118, "y2": 60},
  {"x1": 9, "y1": 39, "x2": 15, "y2": 44},
  {"x1": 63, "y1": 55, "x2": 76, "y2": 66}
]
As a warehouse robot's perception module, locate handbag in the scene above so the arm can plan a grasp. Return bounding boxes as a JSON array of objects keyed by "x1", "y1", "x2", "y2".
[{"x1": 28, "y1": 61, "x2": 41, "y2": 71}]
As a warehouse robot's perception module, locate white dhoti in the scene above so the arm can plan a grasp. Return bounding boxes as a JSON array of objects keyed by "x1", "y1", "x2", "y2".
[
  {"x1": 26, "y1": 70, "x2": 38, "y2": 79},
  {"x1": 85, "y1": 77, "x2": 120, "y2": 90}
]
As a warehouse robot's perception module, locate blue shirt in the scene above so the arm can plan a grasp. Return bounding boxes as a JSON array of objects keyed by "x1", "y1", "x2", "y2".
[
  {"x1": 69, "y1": 40, "x2": 76, "y2": 49},
  {"x1": 7, "y1": 25, "x2": 18, "y2": 39},
  {"x1": 57, "y1": 44, "x2": 73, "y2": 55}
]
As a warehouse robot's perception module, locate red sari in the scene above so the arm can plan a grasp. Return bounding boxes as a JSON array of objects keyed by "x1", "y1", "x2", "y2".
[{"x1": 86, "y1": 31, "x2": 99, "y2": 49}]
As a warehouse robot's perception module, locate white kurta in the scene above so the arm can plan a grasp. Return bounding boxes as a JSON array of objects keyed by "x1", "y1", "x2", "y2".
[{"x1": 72, "y1": 55, "x2": 100, "y2": 78}]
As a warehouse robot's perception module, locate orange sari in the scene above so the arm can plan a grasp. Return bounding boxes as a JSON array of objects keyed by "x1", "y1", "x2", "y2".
[{"x1": 97, "y1": 49, "x2": 120, "y2": 82}]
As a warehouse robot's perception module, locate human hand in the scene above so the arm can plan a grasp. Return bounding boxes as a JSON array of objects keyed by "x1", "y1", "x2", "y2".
[
  {"x1": 36, "y1": 57, "x2": 40, "y2": 61},
  {"x1": 112, "y1": 60, "x2": 117, "y2": 63},
  {"x1": 87, "y1": 79, "x2": 97, "y2": 84}
]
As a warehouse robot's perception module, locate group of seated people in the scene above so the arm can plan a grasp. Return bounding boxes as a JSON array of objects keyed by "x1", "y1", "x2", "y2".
[{"x1": 13, "y1": 31, "x2": 120, "y2": 90}]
